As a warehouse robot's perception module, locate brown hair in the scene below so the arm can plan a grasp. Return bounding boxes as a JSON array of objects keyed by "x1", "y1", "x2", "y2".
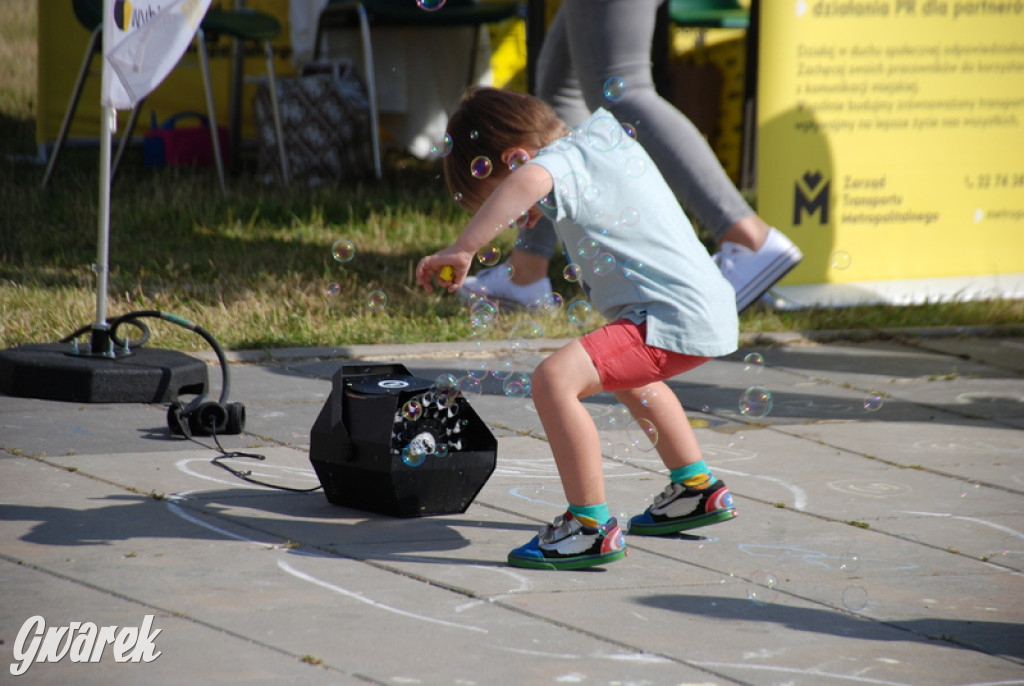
[{"x1": 443, "y1": 86, "x2": 567, "y2": 210}]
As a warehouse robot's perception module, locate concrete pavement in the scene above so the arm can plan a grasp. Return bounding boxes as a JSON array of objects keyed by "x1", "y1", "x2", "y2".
[{"x1": 1, "y1": 328, "x2": 1023, "y2": 685}]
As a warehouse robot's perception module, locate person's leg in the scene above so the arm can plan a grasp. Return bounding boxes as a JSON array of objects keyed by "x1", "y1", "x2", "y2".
[
  {"x1": 507, "y1": 339, "x2": 627, "y2": 570},
  {"x1": 613, "y1": 381, "x2": 704, "y2": 472},
  {"x1": 561, "y1": 0, "x2": 753, "y2": 243},
  {"x1": 530, "y1": 340, "x2": 607, "y2": 507},
  {"x1": 621, "y1": 379, "x2": 737, "y2": 536}
]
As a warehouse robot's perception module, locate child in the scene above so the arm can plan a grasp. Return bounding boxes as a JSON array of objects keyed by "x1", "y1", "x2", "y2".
[{"x1": 416, "y1": 87, "x2": 739, "y2": 570}]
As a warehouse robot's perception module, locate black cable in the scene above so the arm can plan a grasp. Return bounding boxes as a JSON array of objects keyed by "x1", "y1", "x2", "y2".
[
  {"x1": 61, "y1": 310, "x2": 319, "y2": 493},
  {"x1": 205, "y1": 430, "x2": 322, "y2": 493}
]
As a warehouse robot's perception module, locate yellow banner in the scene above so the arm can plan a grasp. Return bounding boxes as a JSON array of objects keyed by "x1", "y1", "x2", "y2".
[{"x1": 757, "y1": 1, "x2": 1024, "y2": 305}]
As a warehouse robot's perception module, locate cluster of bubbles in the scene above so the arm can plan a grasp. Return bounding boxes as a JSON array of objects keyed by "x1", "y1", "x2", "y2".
[
  {"x1": 398, "y1": 374, "x2": 464, "y2": 467},
  {"x1": 327, "y1": 238, "x2": 388, "y2": 311}
]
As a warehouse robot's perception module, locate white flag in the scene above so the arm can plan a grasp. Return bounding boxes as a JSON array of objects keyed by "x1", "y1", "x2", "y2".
[{"x1": 102, "y1": 0, "x2": 213, "y2": 110}]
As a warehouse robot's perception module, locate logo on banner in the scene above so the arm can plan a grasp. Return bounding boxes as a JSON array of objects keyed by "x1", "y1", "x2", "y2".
[
  {"x1": 113, "y1": 1, "x2": 163, "y2": 30},
  {"x1": 793, "y1": 170, "x2": 831, "y2": 225},
  {"x1": 10, "y1": 615, "x2": 162, "y2": 676}
]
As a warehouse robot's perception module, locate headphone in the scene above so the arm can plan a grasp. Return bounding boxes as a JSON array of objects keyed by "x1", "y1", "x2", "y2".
[{"x1": 167, "y1": 395, "x2": 246, "y2": 438}]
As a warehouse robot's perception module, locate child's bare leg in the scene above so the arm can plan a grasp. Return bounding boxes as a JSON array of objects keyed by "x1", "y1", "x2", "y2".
[
  {"x1": 530, "y1": 340, "x2": 606, "y2": 506},
  {"x1": 613, "y1": 381, "x2": 703, "y2": 471},
  {"x1": 619, "y1": 383, "x2": 737, "y2": 536}
]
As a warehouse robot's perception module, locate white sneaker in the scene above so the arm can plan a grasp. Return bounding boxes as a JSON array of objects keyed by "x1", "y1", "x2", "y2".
[
  {"x1": 714, "y1": 228, "x2": 803, "y2": 313},
  {"x1": 460, "y1": 264, "x2": 554, "y2": 309}
]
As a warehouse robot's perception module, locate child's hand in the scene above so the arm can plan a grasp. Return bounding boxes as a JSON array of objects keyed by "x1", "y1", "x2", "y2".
[{"x1": 416, "y1": 249, "x2": 471, "y2": 293}]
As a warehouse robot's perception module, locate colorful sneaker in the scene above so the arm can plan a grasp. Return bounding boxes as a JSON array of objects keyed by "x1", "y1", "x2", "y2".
[
  {"x1": 714, "y1": 227, "x2": 803, "y2": 313},
  {"x1": 629, "y1": 479, "x2": 737, "y2": 536},
  {"x1": 459, "y1": 264, "x2": 554, "y2": 309},
  {"x1": 507, "y1": 512, "x2": 627, "y2": 570}
]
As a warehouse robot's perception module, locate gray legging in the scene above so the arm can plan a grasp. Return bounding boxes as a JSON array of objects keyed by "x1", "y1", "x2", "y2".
[{"x1": 516, "y1": 0, "x2": 754, "y2": 259}]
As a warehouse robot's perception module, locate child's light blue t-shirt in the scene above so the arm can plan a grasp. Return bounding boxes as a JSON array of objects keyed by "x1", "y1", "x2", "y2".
[{"x1": 528, "y1": 108, "x2": 738, "y2": 358}]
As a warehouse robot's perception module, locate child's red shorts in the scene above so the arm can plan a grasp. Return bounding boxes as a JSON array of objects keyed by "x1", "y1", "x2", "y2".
[{"x1": 579, "y1": 318, "x2": 710, "y2": 392}]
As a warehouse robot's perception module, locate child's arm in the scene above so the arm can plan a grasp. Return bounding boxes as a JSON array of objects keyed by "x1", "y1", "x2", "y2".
[{"x1": 416, "y1": 164, "x2": 554, "y2": 293}]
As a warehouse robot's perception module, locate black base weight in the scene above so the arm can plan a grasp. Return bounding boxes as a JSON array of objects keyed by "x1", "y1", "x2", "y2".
[{"x1": 0, "y1": 343, "x2": 208, "y2": 403}]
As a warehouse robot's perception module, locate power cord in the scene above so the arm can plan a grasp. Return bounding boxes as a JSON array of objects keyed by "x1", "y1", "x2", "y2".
[{"x1": 62, "y1": 309, "x2": 321, "y2": 493}]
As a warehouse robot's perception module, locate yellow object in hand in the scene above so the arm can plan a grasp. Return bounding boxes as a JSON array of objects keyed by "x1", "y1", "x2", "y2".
[{"x1": 440, "y1": 265, "x2": 454, "y2": 282}]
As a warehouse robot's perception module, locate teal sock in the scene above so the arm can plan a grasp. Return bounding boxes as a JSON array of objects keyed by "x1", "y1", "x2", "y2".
[
  {"x1": 669, "y1": 460, "x2": 713, "y2": 485},
  {"x1": 568, "y1": 503, "x2": 611, "y2": 526}
]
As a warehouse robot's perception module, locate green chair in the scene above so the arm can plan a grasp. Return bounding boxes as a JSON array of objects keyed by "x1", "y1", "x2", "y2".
[
  {"x1": 313, "y1": 0, "x2": 521, "y2": 175},
  {"x1": 669, "y1": 0, "x2": 750, "y2": 29},
  {"x1": 42, "y1": 0, "x2": 289, "y2": 192}
]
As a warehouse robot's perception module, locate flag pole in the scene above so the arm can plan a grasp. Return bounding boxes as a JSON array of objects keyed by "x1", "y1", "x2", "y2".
[
  {"x1": 90, "y1": 0, "x2": 117, "y2": 356},
  {"x1": 91, "y1": 104, "x2": 115, "y2": 356}
]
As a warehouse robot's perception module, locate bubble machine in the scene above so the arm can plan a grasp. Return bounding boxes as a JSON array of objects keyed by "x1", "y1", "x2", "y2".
[{"x1": 309, "y1": 363, "x2": 497, "y2": 517}]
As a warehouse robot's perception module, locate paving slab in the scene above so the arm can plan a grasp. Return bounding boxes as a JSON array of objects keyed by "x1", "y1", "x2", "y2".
[{"x1": 2, "y1": 332, "x2": 1023, "y2": 685}]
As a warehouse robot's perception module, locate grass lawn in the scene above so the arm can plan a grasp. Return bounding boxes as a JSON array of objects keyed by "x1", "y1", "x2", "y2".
[{"x1": 2, "y1": 1, "x2": 1020, "y2": 353}]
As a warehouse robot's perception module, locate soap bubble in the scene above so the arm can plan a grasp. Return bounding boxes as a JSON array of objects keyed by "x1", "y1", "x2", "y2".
[
  {"x1": 434, "y1": 373, "x2": 459, "y2": 393},
  {"x1": 625, "y1": 157, "x2": 647, "y2": 178},
  {"x1": 469, "y1": 129, "x2": 480, "y2": 140},
  {"x1": 507, "y1": 150, "x2": 529, "y2": 170},
  {"x1": 477, "y1": 245, "x2": 501, "y2": 266},
  {"x1": 416, "y1": 0, "x2": 446, "y2": 11},
  {"x1": 402, "y1": 400, "x2": 423, "y2": 421},
  {"x1": 503, "y1": 372, "x2": 532, "y2": 398},
  {"x1": 430, "y1": 132, "x2": 453, "y2": 157},
  {"x1": 842, "y1": 585, "x2": 868, "y2": 611},
  {"x1": 743, "y1": 352, "x2": 765, "y2": 373},
  {"x1": 839, "y1": 551, "x2": 861, "y2": 574},
  {"x1": 559, "y1": 172, "x2": 585, "y2": 200},
  {"x1": 331, "y1": 238, "x2": 356, "y2": 263},
  {"x1": 539, "y1": 192, "x2": 557, "y2": 211},
  {"x1": 470, "y1": 156, "x2": 492, "y2": 179},
  {"x1": 582, "y1": 184, "x2": 601, "y2": 203},
  {"x1": 585, "y1": 114, "x2": 622, "y2": 151},
  {"x1": 626, "y1": 418, "x2": 658, "y2": 452},
  {"x1": 508, "y1": 209, "x2": 530, "y2": 229},
  {"x1": 367, "y1": 290, "x2": 388, "y2": 310},
  {"x1": 621, "y1": 122, "x2": 638, "y2": 145},
  {"x1": 603, "y1": 76, "x2": 626, "y2": 102},
  {"x1": 617, "y1": 207, "x2": 640, "y2": 228},
  {"x1": 576, "y1": 237, "x2": 600, "y2": 259},
  {"x1": 458, "y1": 376, "x2": 482, "y2": 396},
  {"x1": 510, "y1": 320, "x2": 544, "y2": 340},
  {"x1": 453, "y1": 191, "x2": 464, "y2": 203},
  {"x1": 539, "y1": 292, "x2": 564, "y2": 312},
  {"x1": 739, "y1": 386, "x2": 773, "y2": 417},
  {"x1": 592, "y1": 253, "x2": 616, "y2": 276},
  {"x1": 622, "y1": 258, "x2": 648, "y2": 280},
  {"x1": 568, "y1": 300, "x2": 596, "y2": 327},
  {"x1": 863, "y1": 392, "x2": 883, "y2": 411},
  {"x1": 746, "y1": 570, "x2": 779, "y2": 605},
  {"x1": 639, "y1": 388, "x2": 659, "y2": 408},
  {"x1": 490, "y1": 359, "x2": 514, "y2": 381},
  {"x1": 563, "y1": 263, "x2": 583, "y2": 283},
  {"x1": 830, "y1": 250, "x2": 852, "y2": 270},
  {"x1": 401, "y1": 444, "x2": 427, "y2": 467},
  {"x1": 326, "y1": 282, "x2": 341, "y2": 296}
]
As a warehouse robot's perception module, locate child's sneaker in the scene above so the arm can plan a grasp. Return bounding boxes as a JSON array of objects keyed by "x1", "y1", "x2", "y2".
[
  {"x1": 459, "y1": 264, "x2": 554, "y2": 309},
  {"x1": 628, "y1": 479, "x2": 737, "y2": 536},
  {"x1": 507, "y1": 512, "x2": 627, "y2": 570},
  {"x1": 714, "y1": 227, "x2": 803, "y2": 313}
]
